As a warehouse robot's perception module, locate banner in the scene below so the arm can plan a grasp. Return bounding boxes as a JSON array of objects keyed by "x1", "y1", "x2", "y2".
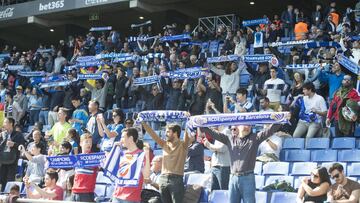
[
  {"x1": 187, "y1": 112, "x2": 290, "y2": 128},
  {"x1": 133, "y1": 75, "x2": 160, "y2": 86},
  {"x1": 47, "y1": 152, "x2": 105, "y2": 168},
  {"x1": 268, "y1": 40, "x2": 313, "y2": 47},
  {"x1": 47, "y1": 155, "x2": 78, "y2": 168},
  {"x1": 77, "y1": 73, "x2": 103, "y2": 80},
  {"x1": 40, "y1": 80, "x2": 72, "y2": 89},
  {"x1": 102, "y1": 145, "x2": 145, "y2": 187},
  {"x1": 285, "y1": 64, "x2": 321, "y2": 69},
  {"x1": 7, "y1": 65, "x2": 24, "y2": 71},
  {"x1": 243, "y1": 54, "x2": 273, "y2": 63},
  {"x1": 18, "y1": 71, "x2": 46, "y2": 77},
  {"x1": 207, "y1": 54, "x2": 240, "y2": 63},
  {"x1": 242, "y1": 18, "x2": 269, "y2": 27},
  {"x1": 76, "y1": 153, "x2": 106, "y2": 168},
  {"x1": 131, "y1": 20, "x2": 152, "y2": 29},
  {"x1": 165, "y1": 67, "x2": 207, "y2": 79},
  {"x1": 337, "y1": 54, "x2": 360, "y2": 75},
  {"x1": 160, "y1": 34, "x2": 191, "y2": 42},
  {"x1": 90, "y1": 26, "x2": 112, "y2": 31},
  {"x1": 136, "y1": 110, "x2": 189, "y2": 123}
]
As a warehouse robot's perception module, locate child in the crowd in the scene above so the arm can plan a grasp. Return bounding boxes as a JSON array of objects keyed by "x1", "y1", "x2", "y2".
[{"x1": 66, "y1": 128, "x2": 80, "y2": 155}]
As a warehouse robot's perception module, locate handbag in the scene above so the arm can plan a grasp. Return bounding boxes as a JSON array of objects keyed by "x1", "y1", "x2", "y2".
[{"x1": 0, "y1": 132, "x2": 17, "y2": 165}]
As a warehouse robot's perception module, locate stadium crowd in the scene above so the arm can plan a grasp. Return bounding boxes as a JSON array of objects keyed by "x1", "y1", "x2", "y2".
[{"x1": 0, "y1": 0, "x2": 360, "y2": 203}]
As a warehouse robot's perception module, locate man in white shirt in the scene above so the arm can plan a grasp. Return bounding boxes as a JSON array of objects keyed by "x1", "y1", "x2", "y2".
[
  {"x1": 263, "y1": 67, "x2": 288, "y2": 111},
  {"x1": 256, "y1": 134, "x2": 282, "y2": 163},
  {"x1": 53, "y1": 51, "x2": 66, "y2": 74},
  {"x1": 293, "y1": 82, "x2": 327, "y2": 138}
]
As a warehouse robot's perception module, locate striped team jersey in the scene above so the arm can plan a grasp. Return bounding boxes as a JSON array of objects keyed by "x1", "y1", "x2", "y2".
[{"x1": 72, "y1": 166, "x2": 98, "y2": 193}]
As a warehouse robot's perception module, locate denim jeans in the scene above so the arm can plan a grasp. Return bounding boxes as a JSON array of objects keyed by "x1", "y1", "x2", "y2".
[
  {"x1": 71, "y1": 192, "x2": 95, "y2": 202},
  {"x1": 112, "y1": 198, "x2": 139, "y2": 203},
  {"x1": 39, "y1": 110, "x2": 49, "y2": 126},
  {"x1": 158, "y1": 174, "x2": 184, "y2": 203},
  {"x1": 211, "y1": 166, "x2": 230, "y2": 190},
  {"x1": 229, "y1": 173, "x2": 256, "y2": 203},
  {"x1": 29, "y1": 110, "x2": 40, "y2": 125}
]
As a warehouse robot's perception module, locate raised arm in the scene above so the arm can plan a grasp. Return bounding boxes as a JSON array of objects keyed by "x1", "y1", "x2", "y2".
[
  {"x1": 210, "y1": 64, "x2": 225, "y2": 76},
  {"x1": 141, "y1": 122, "x2": 166, "y2": 147},
  {"x1": 199, "y1": 127, "x2": 230, "y2": 147},
  {"x1": 256, "y1": 124, "x2": 282, "y2": 143}
]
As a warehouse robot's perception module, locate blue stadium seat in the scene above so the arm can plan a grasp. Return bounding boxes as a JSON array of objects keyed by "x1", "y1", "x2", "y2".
[
  {"x1": 187, "y1": 173, "x2": 212, "y2": 190},
  {"x1": 209, "y1": 190, "x2": 229, "y2": 203},
  {"x1": 255, "y1": 175, "x2": 265, "y2": 190},
  {"x1": 338, "y1": 150, "x2": 360, "y2": 162},
  {"x1": 311, "y1": 150, "x2": 337, "y2": 162},
  {"x1": 332, "y1": 137, "x2": 356, "y2": 149},
  {"x1": 199, "y1": 188, "x2": 209, "y2": 203},
  {"x1": 291, "y1": 162, "x2": 317, "y2": 176},
  {"x1": 282, "y1": 138, "x2": 305, "y2": 149},
  {"x1": 356, "y1": 139, "x2": 360, "y2": 148},
  {"x1": 255, "y1": 191, "x2": 267, "y2": 203},
  {"x1": 265, "y1": 176, "x2": 294, "y2": 187},
  {"x1": 262, "y1": 162, "x2": 289, "y2": 175},
  {"x1": 306, "y1": 138, "x2": 330, "y2": 149},
  {"x1": 347, "y1": 163, "x2": 360, "y2": 177},
  {"x1": 254, "y1": 161, "x2": 262, "y2": 175},
  {"x1": 270, "y1": 192, "x2": 297, "y2": 203},
  {"x1": 284, "y1": 150, "x2": 311, "y2": 162}
]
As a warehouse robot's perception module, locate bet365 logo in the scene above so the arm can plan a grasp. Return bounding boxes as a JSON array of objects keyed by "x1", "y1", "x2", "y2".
[{"x1": 39, "y1": 0, "x2": 65, "y2": 11}]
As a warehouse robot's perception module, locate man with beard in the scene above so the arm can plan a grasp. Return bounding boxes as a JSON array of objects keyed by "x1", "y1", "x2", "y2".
[{"x1": 326, "y1": 75, "x2": 360, "y2": 136}]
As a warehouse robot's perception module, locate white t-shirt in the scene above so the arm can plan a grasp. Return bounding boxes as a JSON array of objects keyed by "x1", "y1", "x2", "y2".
[
  {"x1": 301, "y1": 93, "x2": 327, "y2": 123},
  {"x1": 264, "y1": 78, "x2": 286, "y2": 102},
  {"x1": 258, "y1": 135, "x2": 282, "y2": 157},
  {"x1": 253, "y1": 31, "x2": 264, "y2": 48},
  {"x1": 54, "y1": 56, "x2": 66, "y2": 74}
]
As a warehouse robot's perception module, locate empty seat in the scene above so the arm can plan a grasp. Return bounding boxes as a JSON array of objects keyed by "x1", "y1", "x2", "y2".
[
  {"x1": 270, "y1": 192, "x2": 297, "y2": 203},
  {"x1": 284, "y1": 150, "x2": 311, "y2": 162},
  {"x1": 187, "y1": 173, "x2": 212, "y2": 189},
  {"x1": 311, "y1": 150, "x2": 337, "y2": 162},
  {"x1": 332, "y1": 137, "x2": 356, "y2": 149},
  {"x1": 306, "y1": 138, "x2": 330, "y2": 149},
  {"x1": 262, "y1": 162, "x2": 289, "y2": 175},
  {"x1": 256, "y1": 191, "x2": 267, "y2": 203},
  {"x1": 338, "y1": 150, "x2": 360, "y2": 162},
  {"x1": 282, "y1": 138, "x2": 305, "y2": 149},
  {"x1": 209, "y1": 190, "x2": 229, "y2": 203},
  {"x1": 255, "y1": 175, "x2": 265, "y2": 190},
  {"x1": 348, "y1": 163, "x2": 360, "y2": 177},
  {"x1": 291, "y1": 162, "x2": 317, "y2": 176},
  {"x1": 254, "y1": 161, "x2": 262, "y2": 175},
  {"x1": 265, "y1": 176, "x2": 294, "y2": 187}
]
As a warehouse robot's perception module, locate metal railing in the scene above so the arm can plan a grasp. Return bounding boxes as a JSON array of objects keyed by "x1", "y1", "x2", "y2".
[{"x1": 196, "y1": 14, "x2": 238, "y2": 33}]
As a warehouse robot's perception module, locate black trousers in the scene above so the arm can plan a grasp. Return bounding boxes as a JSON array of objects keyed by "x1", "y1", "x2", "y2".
[{"x1": 0, "y1": 162, "x2": 17, "y2": 191}]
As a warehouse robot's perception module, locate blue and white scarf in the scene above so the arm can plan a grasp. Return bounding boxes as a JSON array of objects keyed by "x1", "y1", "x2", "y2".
[
  {"x1": 40, "y1": 80, "x2": 72, "y2": 89},
  {"x1": 285, "y1": 64, "x2": 321, "y2": 69},
  {"x1": 128, "y1": 36, "x2": 158, "y2": 42},
  {"x1": 187, "y1": 112, "x2": 290, "y2": 128},
  {"x1": 76, "y1": 56, "x2": 98, "y2": 62},
  {"x1": 77, "y1": 60, "x2": 109, "y2": 67},
  {"x1": 31, "y1": 75, "x2": 65, "y2": 84},
  {"x1": 136, "y1": 110, "x2": 189, "y2": 123},
  {"x1": 180, "y1": 41, "x2": 203, "y2": 47},
  {"x1": 102, "y1": 145, "x2": 145, "y2": 187},
  {"x1": 77, "y1": 73, "x2": 103, "y2": 80},
  {"x1": 243, "y1": 18, "x2": 269, "y2": 27},
  {"x1": 268, "y1": 40, "x2": 313, "y2": 47},
  {"x1": 243, "y1": 54, "x2": 273, "y2": 63},
  {"x1": 7, "y1": 65, "x2": 24, "y2": 71},
  {"x1": 131, "y1": 20, "x2": 152, "y2": 29},
  {"x1": 165, "y1": 67, "x2": 206, "y2": 79},
  {"x1": 36, "y1": 48, "x2": 53, "y2": 53},
  {"x1": 0, "y1": 53, "x2": 10, "y2": 58},
  {"x1": 133, "y1": 75, "x2": 160, "y2": 86},
  {"x1": 47, "y1": 152, "x2": 106, "y2": 168},
  {"x1": 90, "y1": 26, "x2": 112, "y2": 31},
  {"x1": 96, "y1": 52, "x2": 132, "y2": 60},
  {"x1": 160, "y1": 34, "x2": 191, "y2": 42},
  {"x1": 304, "y1": 41, "x2": 341, "y2": 49},
  {"x1": 338, "y1": 54, "x2": 360, "y2": 75},
  {"x1": 207, "y1": 54, "x2": 240, "y2": 63},
  {"x1": 18, "y1": 71, "x2": 46, "y2": 77}
]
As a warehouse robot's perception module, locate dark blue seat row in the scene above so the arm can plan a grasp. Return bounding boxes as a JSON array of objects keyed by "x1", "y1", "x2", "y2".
[
  {"x1": 283, "y1": 137, "x2": 359, "y2": 150},
  {"x1": 282, "y1": 149, "x2": 360, "y2": 162}
]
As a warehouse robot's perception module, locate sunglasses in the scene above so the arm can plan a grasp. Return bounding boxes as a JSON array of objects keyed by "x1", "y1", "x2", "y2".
[
  {"x1": 311, "y1": 172, "x2": 319, "y2": 178},
  {"x1": 331, "y1": 173, "x2": 340, "y2": 179}
]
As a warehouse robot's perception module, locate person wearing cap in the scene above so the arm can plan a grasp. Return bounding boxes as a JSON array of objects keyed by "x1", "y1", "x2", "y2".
[
  {"x1": 13, "y1": 85, "x2": 27, "y2": 124},
  {"x1": 326, "y1": 75, "x2": 360, "y2": 136}
]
